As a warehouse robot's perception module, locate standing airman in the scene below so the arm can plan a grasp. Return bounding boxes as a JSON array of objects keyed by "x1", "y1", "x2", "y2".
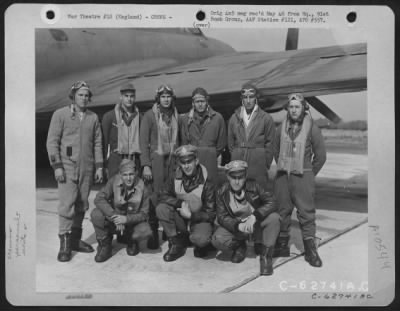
[
  {"x1": 273, "y1": 93, "x2": 326, "y2": 267},
  {"x1": 180, "y1": 87, "x2": 226, "y2": 185},
  {"x1": 228, "y1": 83, "x2": 275, "y2": 190},
  {"x1": 46, "y1": 81, "x2": 103, "y2": 262},
  {"x1": 139, "y1": 84, "x2": 180, "y2": 249}
]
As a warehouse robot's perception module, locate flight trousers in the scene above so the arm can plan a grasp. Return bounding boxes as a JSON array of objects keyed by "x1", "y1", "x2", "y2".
[
  {"x1": 156, "y1": 203, "x2": 213, "y2": 248},
  {"x1": 211, "y1": 212, "x2": 280, "y2": 252},
  {"x1": 90, "y1": 207, "x2": 152, "y2": 241},
  {"x1": 274, "y1": 171, "x2": 316, "y2": 239},
  {"x1": 57, "y1": 173, "x2": 92, "y2": 235}
]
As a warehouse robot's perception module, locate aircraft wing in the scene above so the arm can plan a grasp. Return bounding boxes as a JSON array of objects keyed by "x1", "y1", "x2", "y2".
[{"x1": 36, "y1": 42, "x2": 366, "y2": 119}]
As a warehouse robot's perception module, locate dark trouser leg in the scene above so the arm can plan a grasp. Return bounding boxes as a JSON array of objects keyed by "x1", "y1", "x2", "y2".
[
  {"x1": 190, "y1": 222, "x2": 213, "y2": 258},
  {"x1": 246, "y1": 149, "x2": 269, "y2": 191},
  {"x1": 254, "y1": 213, "x2": 280, "y2": 275},
  {"x1": 131, "y1": 222, "x2": 153, "y2": 241},
  {"x1": 127, "y1": 222, "x2": 153, "y2": 256},
  {"x1": 70, "y1": 173, "x2": 94, "y2": 252},
  {"x1": 273, "y1": 173, "x2": 294, "y2": 257},
  {"x1": 156, "y1": 203, "x2": 188, "y2": 238},
  {"x1": 259, "y1": 244, "x2": 275, "y2": 276},
  {"x1": 147, "y1": 153, "x2": 170, "y2": 248},
  {"x1": 274, "y1": 172, "x2": 294, "y2": 237},
  {"x1": 253, "y1": 212, "x2": 280, "y2": 253},
  {"x1": 57, "y1": 179, "x2": 78, "y2": 262},
  {"x1": 58, "y1": 180, "x2": 79, "y2": 234},
  {"x1": 147, "y1": 191, "x2": 160, "y2": 249},
  {"x1": 90, "y1": 208, "x2": 115, "y2": 262},
  {"x1": 107, "y1": 152, "x2": 122, "y2": 179},
  {"x1": 156, "y1": 203, "x2": 188, "y2": 262},
  {"x1": 211, "y1": 226, "x2": 246, "y2": 252},
  {"x1": 291, "y1": 172, "x2": 316, "y2": 239},
  {"x1": 259, "y1": 212, "x2": 281, "y2": 247},
  {"x1": 90, "y1": 208, "x2": 115, "y2": 239},
  {"x1": 211, "y1": 226, "x2": 248, "y2": 263},
  {"x1": 291, "y1": 172, "x2": 321, "y2": 267}
]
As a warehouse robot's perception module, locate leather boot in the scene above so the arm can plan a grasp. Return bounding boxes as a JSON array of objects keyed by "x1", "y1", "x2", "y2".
[
  {"x1": 273, "y1": 236, "x2": 290, "y2": 258},
  {"x1": 147, "y1": 226, "x2": 160, "y2": 250},
  {"x1": 117, "y1": 233, "x2": 128, "y2": 244},
  {"x1": 163, "y1": 234, "x2": 187, "y2": 262},
  {"x1": 162, "y1": 231, "x2": 167, "y2": 241},
  {"x1": 70, "y1": 227, "x2": 94, "y2": 253},
  {"x1": 254, "y1": 243, "x2": 263, "y2": 256},
  {"x1": 260, "y1": 246, "x2": 274, "y2": 275},
  {"x1": 95, "y1": 236, "x2": 113, "y2": 263},
  {"x1": 57, "y1": 232, "x2": 72, "y2": 262},
  {"x1": 193, "y1": 245, "x2": 208, "y2": 258},
  {"x1": 304, "y1": 238, "x2": 323, "y2": 267},
  {"x1": 127, "y1": 239, "x2": 139, "y2": 256},
  {"x1": 231, "y1": 240, "x2": 247, "y2": 263}
]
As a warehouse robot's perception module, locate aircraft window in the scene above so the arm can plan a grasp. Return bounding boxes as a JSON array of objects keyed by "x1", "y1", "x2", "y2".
[
  {"x1": 165, "y1": 71, "x2": 182, "y2": 75},
  {"x1": 49, "y1": 29, "x2": 68, "y2": 41}
]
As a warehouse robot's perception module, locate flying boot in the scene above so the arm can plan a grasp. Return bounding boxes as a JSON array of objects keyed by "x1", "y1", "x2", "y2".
[
  {"x1": 273, "y1": 236, "x2": 290, "y2": 258},
  {"x1": 95, "y1": 235, "x2": 113, "y2": 263},
  {"x1": 304, "y1": 238, "x2": 323, "y2": 267},
  {"x1": 71, "y1": 227, "x2": 94, "y2": 253},
  {"x1": 57, "y1": 232, "x2": 72, "y2": 262},
  {"x1": 259, "y1": 245, "x2": 274, "y2": 275},
  {"x1": 231, "y1": 240, "x2": 247, "y2": 263},
  {"x1": 163, "y1": 232, "x2": 188, "y2": 262}
]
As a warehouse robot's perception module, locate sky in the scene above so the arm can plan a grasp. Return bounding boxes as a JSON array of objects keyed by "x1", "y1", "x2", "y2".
[{"x1": 203, "y1": 28, "x2": 367, "y2": 121}]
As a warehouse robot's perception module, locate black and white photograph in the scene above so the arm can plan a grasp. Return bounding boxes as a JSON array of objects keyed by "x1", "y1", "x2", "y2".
[{"x1": 5, "y1": 4, "x2": 395, "y2": 306}]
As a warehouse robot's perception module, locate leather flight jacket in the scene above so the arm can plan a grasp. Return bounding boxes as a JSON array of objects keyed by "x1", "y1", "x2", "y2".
[
  {"x1": 158, "y1": 165, "x2": 216, "y2": 224},
  {"x1": 216, "y1": 180, "x2": 277, "y2": 233}
]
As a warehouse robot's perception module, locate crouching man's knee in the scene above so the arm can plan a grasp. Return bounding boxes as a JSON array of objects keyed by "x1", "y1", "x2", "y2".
[
  {"x1": 131, "y1": 222, "x2": 153, "y2": 241},
  {"x1": 261, "y1": 212, "x2": 280, "y2": 228},
  {"x1": 267, "y1": 212, "x2": 280, "y2": 224},
  {"x1": 190, "y1": 233, "x2": 210, "y2": 248},
  {"x1": 155, "y1": 203, "x2": 173, "y2": 221},
  {"x1": 90, "y1": 208, "x2": 106, "y2": 227},
  {"x1": 211, "y1": 233, "x2": 233, "y2": 252}
]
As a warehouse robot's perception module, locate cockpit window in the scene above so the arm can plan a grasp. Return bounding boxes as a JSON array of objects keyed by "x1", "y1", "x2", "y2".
[{"x1": 49, "y1": 29, "x2": 68, "y2": 41}]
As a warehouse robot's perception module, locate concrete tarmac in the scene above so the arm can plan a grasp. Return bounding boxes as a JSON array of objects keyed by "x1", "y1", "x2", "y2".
[{"x1": 36, "y1": 152, "x2": 368, "y2": 294}]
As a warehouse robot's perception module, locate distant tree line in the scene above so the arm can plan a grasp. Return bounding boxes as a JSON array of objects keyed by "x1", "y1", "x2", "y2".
[{"x1": 313, "y1": 118, "x2": 368, "y2": 131}]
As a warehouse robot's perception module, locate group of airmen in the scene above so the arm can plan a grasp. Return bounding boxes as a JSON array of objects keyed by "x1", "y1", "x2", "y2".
[{"x1": 46, "y1": 80, "x2": 326, "y2": 276}]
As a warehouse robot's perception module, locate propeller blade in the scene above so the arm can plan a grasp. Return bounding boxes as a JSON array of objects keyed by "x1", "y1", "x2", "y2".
[
  {"x1": 306, "y1": 96, "x2": 342, "y2": 124},
  {"x1": 285, "y1": 28, "x2": 299, "y2": 51}
]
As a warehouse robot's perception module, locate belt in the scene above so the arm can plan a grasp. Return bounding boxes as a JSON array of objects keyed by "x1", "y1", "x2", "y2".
[
  {"x1": 114, "y1": 152, "x2": 136, "y2": 160},
  {"x1": 237, "y1": 142, "x2": 264, "y2": 148}
]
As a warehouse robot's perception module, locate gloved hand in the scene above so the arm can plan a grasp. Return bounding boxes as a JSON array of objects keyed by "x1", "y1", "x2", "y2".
[
  {"x1": 116, "y1": 224, "x2": 125, "y2": 235},
  {"x1": 94, "y1": 168, "x2": 104, "y2": 183},
  {"x1": 142, "y1": 166, "x2": 153, "y2": 182},
  {"x1": 243, "y1": 214, "x2": 256, "y2": 234},
  {"x1": 111, "y1": 215, "x2": 127, "y2": 225},
  {"x1": 177, "y1": 201, "x2": 192, "y2": 219},
  {"x1": 238, "y1": 222, "x2": 246, "y2": 233},
  {"x1": 54, "y1": 168, "x2": 65, "y2": 183}
]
